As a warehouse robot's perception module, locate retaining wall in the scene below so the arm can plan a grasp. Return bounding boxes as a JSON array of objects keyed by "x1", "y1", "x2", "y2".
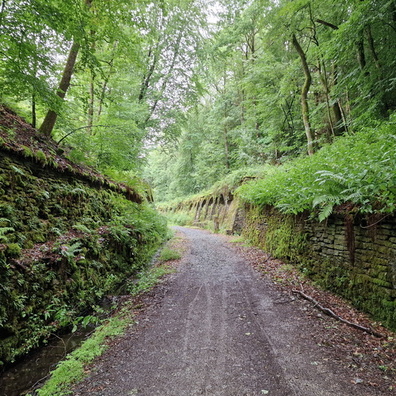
[{"x1": 168, "y1": 196, "x2": 396, "y2": 329}]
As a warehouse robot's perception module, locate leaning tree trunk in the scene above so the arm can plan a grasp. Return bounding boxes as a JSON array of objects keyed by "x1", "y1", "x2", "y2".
[
  {"x1": 39, "y1": 0, "x2": 92, "y2": 137},
  {"x1": 292, "y1": 34, "x2": 314, "y2": 156},
  {"x1": 39, "y1": 42, "x2": 81, "y2": 136}
]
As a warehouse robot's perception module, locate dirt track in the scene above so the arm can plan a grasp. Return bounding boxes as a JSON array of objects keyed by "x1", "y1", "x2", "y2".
[{"x1": 73, "y1": 227, "x2": 374, "y2": 395}]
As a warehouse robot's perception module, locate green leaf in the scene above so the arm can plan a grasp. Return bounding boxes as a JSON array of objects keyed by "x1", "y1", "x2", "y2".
[{"x1": 318, "y1": 204, "x2": 334, "y2": 222}]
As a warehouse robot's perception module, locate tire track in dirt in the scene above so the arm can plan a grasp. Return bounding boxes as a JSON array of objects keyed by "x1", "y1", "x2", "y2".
[{"x1": 73, "y1": 227, "x2": 366, "y2": 396}]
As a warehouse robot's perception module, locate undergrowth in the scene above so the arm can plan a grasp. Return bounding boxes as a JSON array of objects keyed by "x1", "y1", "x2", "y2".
[
  {"x1": 127, "y1": 264, "x2": 176, "y2": 295},
  {"x1": 163, "y1": 211, "x2": 194, "y2": 226},
  {"x1": 158, "y1": 247, "x2": 182, "y2": 262},
  {"x1": 0, "y1": 152, "x2": 168, "y2": 365},
  {"x1": 30, "y1": 235, "x2": 182, "y2": 396},
  {"x1": 33, "y1": 309, "x2": 130, "y2": 396},
  {"x1": 237, "y1": 120, "x2": 396, "y2": 220}
]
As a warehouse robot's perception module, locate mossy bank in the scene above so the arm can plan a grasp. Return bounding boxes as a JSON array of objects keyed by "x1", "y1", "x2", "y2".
[{"x1": 0, "y1": 151, "x2": 167, "y2": 365}]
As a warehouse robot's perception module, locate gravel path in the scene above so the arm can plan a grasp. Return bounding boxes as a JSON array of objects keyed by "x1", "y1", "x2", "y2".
[{"x1": 73, "y1": 227, "x2": 365, "y2": 396}]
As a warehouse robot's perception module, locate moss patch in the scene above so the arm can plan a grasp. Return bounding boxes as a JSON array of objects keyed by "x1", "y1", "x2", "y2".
[{"x1": 0, "y1": 153, "x2": 167, "y2": 365}]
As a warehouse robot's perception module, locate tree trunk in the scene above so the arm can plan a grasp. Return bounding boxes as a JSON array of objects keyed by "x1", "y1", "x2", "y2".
[
  {"x1": 366, "y1": 25, "x2": 381, "y2": 69},
  {"x1": 292, "y1": 34, "x2": 314, "y2": 155},
  {"x1": 87, "y1": 73, "x2": 95, "y2": 134},
  {"x1": 39, "y1": 41, "x2": 81, "y2": 136},
  {"x1": 317, "y1": 60, "x2": 334, "y2": 139},
  {"x1": 356, "y1": 37, "x2": 366, "y2": 70},
  {"x1": 331, "y1": 64, "x2": 345, "y2": 134},
  {"x1": 97, "y1": 44, "x2": 117, "y2": 118},
  {"x1": 315, "y1": 18, "x2": 345, "y2": 134},
  {"x1": 138, "y1": 45, "x2": 160, "y2": 103},
  {"x1": 0, "y1": 0, "x2": 6, "y2": 28},
  {"x1": 144, "y1": 28, "x2": 183, "y2": 125},
  {"x1": 39, "y1": 0, "x2": 92, "y2": 136},
  {"x1": 223, "y1": 126, "x2": 230, "y2": 170},
  {"x1": 31, "y1": 92, "x2": 36, "y2": 128}
]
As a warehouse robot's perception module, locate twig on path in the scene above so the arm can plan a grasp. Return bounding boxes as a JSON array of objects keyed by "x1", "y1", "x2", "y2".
[{"x1": 291, "y1": 289, "x2": 385, "y2": 338}]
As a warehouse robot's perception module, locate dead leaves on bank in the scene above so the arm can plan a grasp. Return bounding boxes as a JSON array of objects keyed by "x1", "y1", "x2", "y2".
[{"x1": 230, "y1": 240, "x2": 396, "y2": 394}]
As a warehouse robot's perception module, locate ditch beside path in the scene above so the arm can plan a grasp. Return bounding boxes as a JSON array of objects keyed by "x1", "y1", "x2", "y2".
[{"x1": 73, "y1": 227, "x2": 380, "y2": 396}]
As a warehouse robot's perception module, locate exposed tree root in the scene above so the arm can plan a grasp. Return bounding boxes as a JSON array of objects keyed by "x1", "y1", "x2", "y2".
[{"x1": 292, "y1": 289, "x2": 385, "y2": 338}]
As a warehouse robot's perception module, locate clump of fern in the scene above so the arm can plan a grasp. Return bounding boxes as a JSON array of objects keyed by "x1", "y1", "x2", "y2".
[
  {"x1": 237, "y1": 120, "x2": 396, "y2": 220},
  {"x1": 0, "y1": 218, "x2": 14, "y2": 242}
]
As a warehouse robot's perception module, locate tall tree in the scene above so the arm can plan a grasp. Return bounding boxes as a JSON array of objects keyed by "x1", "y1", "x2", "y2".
[
  {"x1": 292, "y1": 33, "x2": 314, "y2": 155},
  {"x1": 39, "y1": 0, "x2": 93, "y2": 136}
]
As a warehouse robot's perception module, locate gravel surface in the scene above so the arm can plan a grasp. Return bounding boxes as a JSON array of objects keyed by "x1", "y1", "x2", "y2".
[{"x1": 73, "y1": 227, "x2": 381, "y2": 395}]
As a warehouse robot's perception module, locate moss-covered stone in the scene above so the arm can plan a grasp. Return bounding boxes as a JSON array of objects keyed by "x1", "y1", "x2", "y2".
[
  {"x1": 241, "y1": 206, "x2": 396, "y2": 330},
  {"x1": 5, "y1": 243, "x2": 21, "y2": 257},
  {"x1": 0, "y1": 152, "x2": 167, "y2": 365}
]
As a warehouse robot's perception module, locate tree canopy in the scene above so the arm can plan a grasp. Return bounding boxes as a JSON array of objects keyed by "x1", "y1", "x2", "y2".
[{"x1": 1, "y1": 0, "x2": 396, "y2": 202}]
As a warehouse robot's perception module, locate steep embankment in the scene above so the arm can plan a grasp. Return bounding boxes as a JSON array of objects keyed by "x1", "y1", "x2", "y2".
[{"x1": 0, "y1": 106, "x2": 167, "y2": 365}]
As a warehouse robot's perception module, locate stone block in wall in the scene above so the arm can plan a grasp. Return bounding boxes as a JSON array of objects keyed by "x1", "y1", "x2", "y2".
[
  {"x1": 332, "y1": 243, "x2": 345, "y2": 251},
  {"x1": 377, "y1": 240, "x2": 395, "y2": 248},
  {"x1": 376, "y1": 245, "x2": 391, "y2": 254},
  {"x1": 312, "y1": 245, "x2": 322, "y2": 252}
]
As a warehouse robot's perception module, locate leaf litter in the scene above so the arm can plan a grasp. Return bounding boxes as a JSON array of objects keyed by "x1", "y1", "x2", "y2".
[{"x1": 230, "y1": 239, "x2": 396, "y2": 394}]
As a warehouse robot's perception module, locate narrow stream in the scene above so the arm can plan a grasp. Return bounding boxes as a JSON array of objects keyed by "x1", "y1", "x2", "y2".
[
  {"x1": 0, "y1": 329, "x2": 91, "y2": 396},
  {"x1": 0, "y1": 269, "x2": 148, "y2": 395}
]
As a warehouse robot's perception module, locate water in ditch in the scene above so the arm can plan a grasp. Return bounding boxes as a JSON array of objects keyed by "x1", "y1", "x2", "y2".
[
  {"x1": 0, "y1": 329, "x2": 91, "y2": 396},
  {"x1": 0, "y1": 273, "x2": 145, "y2": 395}
]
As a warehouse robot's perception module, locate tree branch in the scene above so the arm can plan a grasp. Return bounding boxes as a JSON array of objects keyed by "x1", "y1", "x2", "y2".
[
  {"x1": 316, "y1": 19, "x2": 339, "y2": 30},
  {"x1": 292, "y1": 289, "x2": 384, "y2": 338},
  {"x1": 56, "y1": 124, "x2": 119, "y2": 145}
]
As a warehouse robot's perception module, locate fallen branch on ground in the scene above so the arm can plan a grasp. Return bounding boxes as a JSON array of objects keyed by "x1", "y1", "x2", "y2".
[{"x1": 292, "y1": 289, "x2": 385, "y2": 338}]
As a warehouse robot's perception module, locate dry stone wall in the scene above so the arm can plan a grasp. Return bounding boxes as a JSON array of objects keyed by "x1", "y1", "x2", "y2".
[
  {"x1": 170, "y1": 195, "x2": 396, "y2": 329},
  {"x1": 246, "y1": 207, "x2": 396, "y2": 329}
]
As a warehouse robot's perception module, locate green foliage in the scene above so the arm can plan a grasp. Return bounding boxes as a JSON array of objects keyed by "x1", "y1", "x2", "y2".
[
  {"x1": 0, "y1": 154, "x2": 168, "y2": 365},
  {"x1": 237, "y1": 120, "x2": 396, "y2": 218},
  {"x1": 5, "y1": 243, "x2": 21, "y2": 257},
  {"x1": 163, "y1": 211, "x2": 194, "y2": 226},
  {"x1": 127, "y1": 264, "x2": 176, "y2": 296},
  {"x1": 211, "y1": 166, "x2": 273, "y2": 194},
  {"x1": 35, "y1": 150, "x2": 47, "y2": 163},
  {"x1": 72, "y1": 223, "x2": 94, "y2": 234},
  {"x1": 159, "y1": 247, "x2": 181, "y2": 262},
  {"x1": 143, "y1": 0, "x2": 396, "y2": 202},
  {"x1": 58, "y1": 242, "x2": 82, "y2": 261},
  {"x1": 35, "y1": 314, "x2": 129, "y2": 396},
  {"x1": 0, "y1": 226, "x2": 14, "y2": 242}
]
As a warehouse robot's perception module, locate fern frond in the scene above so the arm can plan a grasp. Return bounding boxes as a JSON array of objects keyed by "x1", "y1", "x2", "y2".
[
  {"x1": 318, "y1": 204, "x2": 334, "y2": 222},
  {"x1": 0, "y1": 226, "x2": 14, "y2": 242}
]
